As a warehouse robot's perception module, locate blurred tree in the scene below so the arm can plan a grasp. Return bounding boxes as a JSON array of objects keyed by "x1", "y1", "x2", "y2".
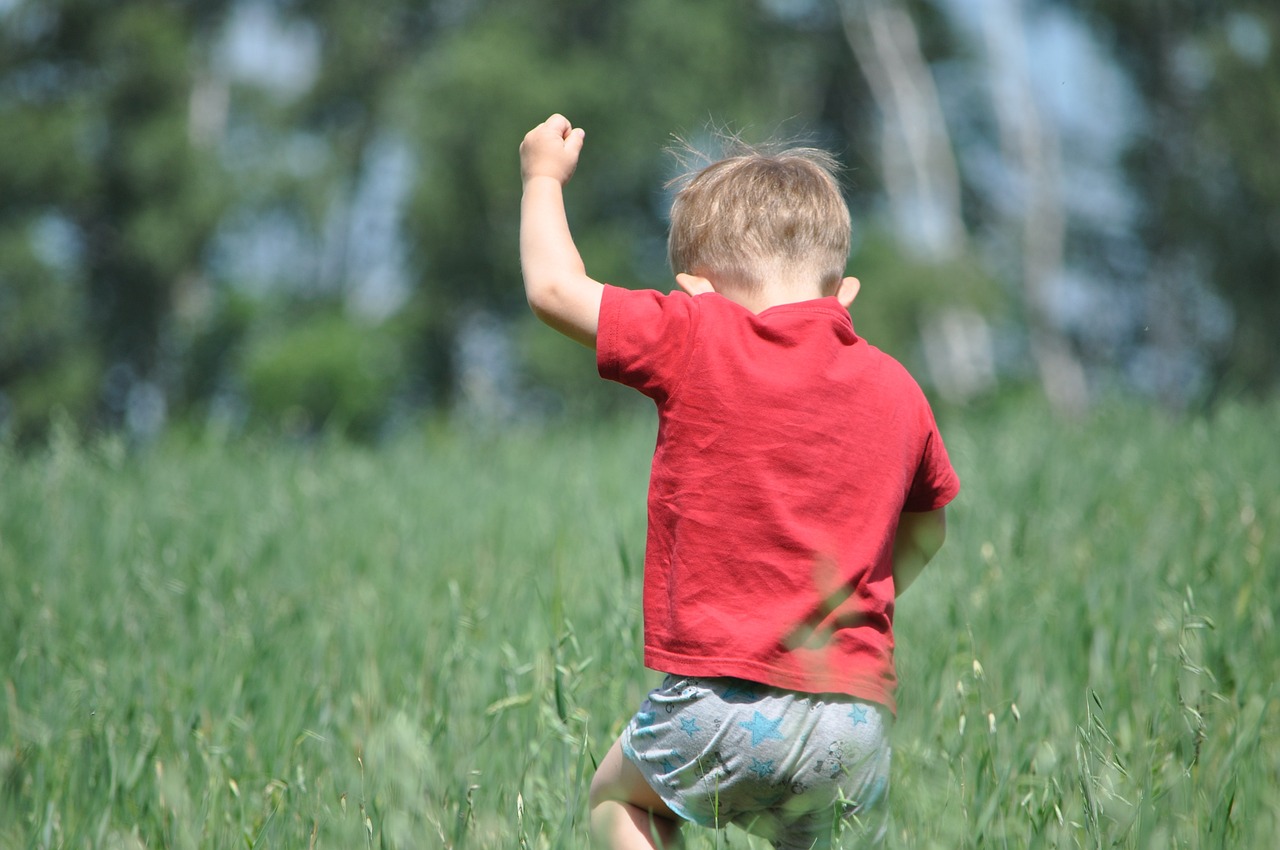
[
  {"x1": 835, "y1": 0, "x2": 1006, "y2": 404},
  {"x1": 1074, "y1": 0, "x2": 1280, "y2": 401},
  {"x1": 389, "y1": 0, "x2": 851, "y2": 407},
  {"x1": 0, "y1": 0, "x2": 232, "y2": 439},
  {"x1": 4, "y1": 0, "x2": 1275, "y2": 441},
  {"x1": 978, "y1": 0, "x2": 1088, "y2": 413},
  {"x1": 239, "y1": 307, "x2": 403, "y2": 439}
]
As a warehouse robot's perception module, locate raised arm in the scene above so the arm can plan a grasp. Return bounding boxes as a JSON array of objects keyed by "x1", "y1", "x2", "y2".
[
  {"x1": 519, "y1": 114, "x2": 604, "y2": 348},
  {"x1": 892, "y1": 507, "x2": 947, "y2": 596}
]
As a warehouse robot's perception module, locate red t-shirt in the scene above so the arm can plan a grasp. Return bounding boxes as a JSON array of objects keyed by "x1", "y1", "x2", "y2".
[{"x1": 597, "y1": 285, "x2": 959, "y2": 711}]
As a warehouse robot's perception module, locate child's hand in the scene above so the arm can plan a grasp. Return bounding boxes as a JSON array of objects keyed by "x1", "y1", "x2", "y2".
[{"x1": 520, "y1": 114, "x2": 586, "y2": 186}]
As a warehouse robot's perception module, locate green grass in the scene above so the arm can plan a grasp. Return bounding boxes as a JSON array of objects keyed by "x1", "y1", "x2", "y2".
[{"x1": 1, "y1": 399, "x2": 1277, "y2": 848}]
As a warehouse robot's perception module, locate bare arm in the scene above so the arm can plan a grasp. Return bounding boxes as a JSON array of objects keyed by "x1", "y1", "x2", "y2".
[
  {"x1": 893, "y1": 507, "x2": 947, "y2": 596},
  {"x1": 519, "y1": 114, "x2": 604, "y2": 348}
]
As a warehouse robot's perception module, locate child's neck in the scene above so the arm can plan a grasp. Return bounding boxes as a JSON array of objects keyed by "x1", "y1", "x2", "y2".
[
  {"x1": 677, "y1": 270, "x2": 853, "y2": 314},
  {"x1": 722, "y1": 283, "x2": 828, "y2": 314}
]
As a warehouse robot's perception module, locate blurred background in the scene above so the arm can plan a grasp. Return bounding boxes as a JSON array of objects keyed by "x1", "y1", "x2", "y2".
[{"x1": 1, "y1": 0, "x2": 1277, "y2": 443}]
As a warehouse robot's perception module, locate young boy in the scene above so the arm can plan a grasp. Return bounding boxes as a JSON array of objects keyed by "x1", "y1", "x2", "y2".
[{"x1": 520, "y1": 114, "x2": 959, "y2": 849}]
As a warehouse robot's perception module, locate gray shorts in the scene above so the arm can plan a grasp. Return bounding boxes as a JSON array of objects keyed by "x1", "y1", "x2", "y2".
[{"x1": 621, "y1": 675, "x2": 891, "y2": 849}]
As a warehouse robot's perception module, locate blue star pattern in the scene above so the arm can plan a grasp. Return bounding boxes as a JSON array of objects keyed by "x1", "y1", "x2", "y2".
[
  {"x1": 620, "y1": 678, "x2": 894, "y2": 833},
  {"x1": 633, "y1": 710, "x2": 658, "y2": 738},
  {"x1": 739, "y1": 711, "x2": 785, "y2": 747}
]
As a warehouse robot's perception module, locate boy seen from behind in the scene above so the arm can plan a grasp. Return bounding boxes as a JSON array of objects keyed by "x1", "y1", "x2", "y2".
[{"x1": 519, "y1": 114, "x2": 960, "y2": 849}]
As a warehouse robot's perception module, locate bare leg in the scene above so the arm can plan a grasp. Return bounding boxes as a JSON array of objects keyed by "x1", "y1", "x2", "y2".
[{"x1": 589, "y1": 737, "x2": 683, "y2": 849}]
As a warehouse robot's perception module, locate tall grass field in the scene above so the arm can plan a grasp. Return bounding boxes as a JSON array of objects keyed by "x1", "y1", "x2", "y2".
[{"x1": 2, "y1": 399, "x2": 1277, "y2": 848}]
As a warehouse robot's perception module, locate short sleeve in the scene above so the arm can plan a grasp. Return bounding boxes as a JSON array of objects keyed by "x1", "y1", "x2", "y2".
[
  {"x1": 597, "y1": 285, "x2": 698, "y2": 402},
  {"x1": 903, "y1": 415, "x2": 961, "y2": 512}
]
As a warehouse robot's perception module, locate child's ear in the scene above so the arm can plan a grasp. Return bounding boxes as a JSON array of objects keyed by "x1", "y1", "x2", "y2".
[
  {"x1": 675, "y1": 273, "x2": 715, "y2": 296},
  {"x1": 836, "y1": 276, "x2": 861, "y2": 308}
]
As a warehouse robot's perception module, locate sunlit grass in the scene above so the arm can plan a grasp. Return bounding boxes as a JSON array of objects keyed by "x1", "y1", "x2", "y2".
[{"x1": 1, "y1": 399, "x2": 1276, "y2": 848}]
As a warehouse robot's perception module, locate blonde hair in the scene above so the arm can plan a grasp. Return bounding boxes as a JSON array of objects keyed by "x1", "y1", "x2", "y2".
[{"x1": 667, "y1": 142, "x2": 851, "y2": 294}]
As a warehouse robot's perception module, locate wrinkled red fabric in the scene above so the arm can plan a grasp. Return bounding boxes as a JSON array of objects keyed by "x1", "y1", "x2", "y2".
[{"x1": 598, "y1": 285, "x2": 960, "y2": 711}]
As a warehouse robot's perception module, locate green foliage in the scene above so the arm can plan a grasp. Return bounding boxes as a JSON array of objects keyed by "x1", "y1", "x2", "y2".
[
  {"x1": 1190, "y1": 9, "x2": 1280, "y2": 395},
  {"x1": 0, "y1": 0, "x2": 232, "y2": 435},
  {"x1": 848, "y1": 228, "x2": 1005, "y2": 367},
  {"x1": 1080, "y1": 2, "x2": 1280, "y2": 396},
  {"x1": 513, "y1": 313, "x2": 641, "y2": 418},
  {"x1": 175, "y1": 291, "x2": 257, "y2": 415},
  {"x1": 0, "y1": 223, "x2": 95, "y2": 441},
  {"x1": 1, "y1": 398, "x2": 1277, "y2": 847},
  {"x1": 238, "y1": 310, "x2": 404, "y2": 440},
  {"x1": 390, "y1": 0, "x2": 844, "y2": 394},
  {"x1": 3, "y1": 0, "x2": 1279, "y2": 443},
  {"x1": 2, "y1": 348, "x2": 100, "y2": 444}
]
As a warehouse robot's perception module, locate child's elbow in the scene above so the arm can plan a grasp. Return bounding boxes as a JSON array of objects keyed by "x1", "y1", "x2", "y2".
[
  {"x1": 524, "y1": 278, "x2": 563, "y2": 324},
  {"x1": 527, "y1": 295, "x2": 558, "y2": 328}
]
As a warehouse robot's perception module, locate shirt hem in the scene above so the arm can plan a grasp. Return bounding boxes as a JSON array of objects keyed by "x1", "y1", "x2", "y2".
[{"x1": 644, "y1": 647, "x2": 897, "y2": 714}]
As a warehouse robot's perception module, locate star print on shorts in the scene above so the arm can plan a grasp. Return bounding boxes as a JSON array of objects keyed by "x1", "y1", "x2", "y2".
[{"x1": 740, "y1": 711, "x2": 785, "y2": 747}]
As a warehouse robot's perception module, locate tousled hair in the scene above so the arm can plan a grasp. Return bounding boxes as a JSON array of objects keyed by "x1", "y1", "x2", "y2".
[{"x1": 667, "y1": 138, "x2": 851, "y2": 294}]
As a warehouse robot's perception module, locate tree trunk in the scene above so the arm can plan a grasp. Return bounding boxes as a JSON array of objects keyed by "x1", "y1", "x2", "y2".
[
  {"x1": 837, "y1": 0, "x2": 967, "y2": 260},
  {"x1": 837, "y1": 0, "x2": 995, "y2": 402},
  {"x1": 980, "y1": 0, "x2": 1089, "y2": 415}
]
